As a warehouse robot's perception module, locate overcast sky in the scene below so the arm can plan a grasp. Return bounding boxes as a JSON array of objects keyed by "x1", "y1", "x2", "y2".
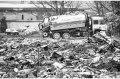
[{"x1": 0, "y1": 1, "x2": 94, "y2": 10}]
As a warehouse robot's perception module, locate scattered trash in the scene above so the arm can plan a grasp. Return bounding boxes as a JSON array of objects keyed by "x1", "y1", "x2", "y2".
[{"x1": 0, "y1": 31, "x2": 120, "y2": 78}]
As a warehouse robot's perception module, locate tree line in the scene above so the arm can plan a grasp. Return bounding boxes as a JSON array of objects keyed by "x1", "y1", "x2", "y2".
[{"x1": 30, "y1": 1, "x2": 120, "y2": 37}]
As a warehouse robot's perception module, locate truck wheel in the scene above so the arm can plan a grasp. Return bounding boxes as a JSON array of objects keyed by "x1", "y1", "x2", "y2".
[
  {"x1": 94, "y1": 29, "x2": 101, "y2": 34},
  {"x1": 43, "y1": 32, "x2": 48, "y2": 37},
  {"x1": 16, "y1": 32, "x2": 19, "y2": 35},
  {"x1": 6, "y1": 32, "x2": 10, "y2": 35},
  {"x1": 63, "y1": 33, "x2": 70, "y2": 39},
  {"x1": 14, "y1": 32, "x2": 19, "y2": 36},
  {"x1": 53, "y1": 33, "x2": 61, "y2": 39}
]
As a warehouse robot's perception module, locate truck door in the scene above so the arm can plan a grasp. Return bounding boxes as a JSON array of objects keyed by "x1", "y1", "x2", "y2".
[
  {"x1": 88, "y1": 17, "x2": 93, "y2": 36},
  {"x1": 89, "y1": 17, "x2": 93, "y2": 30}
]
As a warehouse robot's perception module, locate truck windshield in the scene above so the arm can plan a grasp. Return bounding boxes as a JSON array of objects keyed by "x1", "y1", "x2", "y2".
[
  {"x1": 100, "y1": 20, "x2": 105, "y2": 24},
  {"x1": 93, "y1": 20, "x2": 99, "y2": 24},
  {"x1": 93, "y1": 20, "x2": 105, "y2": 25}
]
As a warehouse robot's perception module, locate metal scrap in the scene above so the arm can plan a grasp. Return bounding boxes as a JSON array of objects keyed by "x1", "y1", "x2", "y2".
[{"x1": 0, "y1": 32, "x2": 120, "y2": 78}]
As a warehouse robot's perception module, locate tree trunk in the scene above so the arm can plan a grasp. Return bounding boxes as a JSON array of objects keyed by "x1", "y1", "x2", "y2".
[
  {"x1": 60, "y1": 1, "x2": 64, "y2": 15},
  {"x1": 54, "y1": 1, "x2": 59, "y2": 15},
  {"x1": 94, "y1": 1, "x2": 101, "y2": 16}
]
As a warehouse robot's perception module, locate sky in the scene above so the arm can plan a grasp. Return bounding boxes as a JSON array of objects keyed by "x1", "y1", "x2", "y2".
[
  {"x1": 0, "y1": 0, "x2": 92, "y2": 1},
  {"x1": 0, "y1": 1, "x2": 92, "y2": 9}
]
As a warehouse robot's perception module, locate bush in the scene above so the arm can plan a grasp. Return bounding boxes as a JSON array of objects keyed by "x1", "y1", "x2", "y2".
[{"x1": 105, "y1": 13, "x2": 120, "y2": 37}]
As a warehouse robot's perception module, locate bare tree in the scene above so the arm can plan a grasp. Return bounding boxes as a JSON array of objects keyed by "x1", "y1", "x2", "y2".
[
  {"x1": 31, "y1": 1, "x2": 82, "y2": 16},
  {"x1": 31, "y1": 1, "x2": 65, "y2": 15},
  {"x1": 86, "y1": 1, "x2": 112, "y2": 16},
  {"x1": 65, "y1": 1, "x2": 82, "y2": 12},
  {"x1": 111, "y1": 1, "x2": 120, "y2": 15},
  {"x1": 110, "y1": 1, "x2": 120, "y2": 36}
]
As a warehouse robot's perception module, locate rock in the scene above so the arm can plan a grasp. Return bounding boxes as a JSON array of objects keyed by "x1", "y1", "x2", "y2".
[
  {"x1": 91, "y1": 54, "x2": 101, "y2": 64},
  {"x1": 53, "y1": 62, "x2": 65, "y2": 69},
  {"x1": 14, "y1": 68, "x2": 19, "y2": 72},
  {"x1": 86, "y1": 49, "x2": 96, "y2": 55}
]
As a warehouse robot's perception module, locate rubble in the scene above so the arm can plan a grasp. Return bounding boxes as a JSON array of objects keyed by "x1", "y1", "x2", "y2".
[{"x1": 0, "y1": 31, "x2": 120, "y2": 78}]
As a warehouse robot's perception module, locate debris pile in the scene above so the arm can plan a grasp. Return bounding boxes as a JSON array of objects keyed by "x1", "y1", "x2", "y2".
[{"x1": 0, "y1": 32, "x2": 120, "y2": 78}]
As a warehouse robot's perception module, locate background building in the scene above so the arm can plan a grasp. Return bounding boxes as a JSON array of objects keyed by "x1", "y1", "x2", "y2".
[{"x1": 0, "y1": 1, "x2": 85, "y2": 32}]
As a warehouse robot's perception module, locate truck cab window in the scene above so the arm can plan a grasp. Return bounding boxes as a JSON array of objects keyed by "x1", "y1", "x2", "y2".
[
  {"x1": 93, "y1": 20, "x2": 98, "y2": 24},
  {"x1": 100, "y1": 20, "x2": 104, "y2": 24}
]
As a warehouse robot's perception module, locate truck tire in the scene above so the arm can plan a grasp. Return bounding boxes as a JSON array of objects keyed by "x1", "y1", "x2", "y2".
[
  {"x1": 94, "y1": 29, "x2": 101, "y2": 34},
  {"x1": 6, "y1": 32, "x2": 11, "y2": 35},
  {"x1": 16, "y1": 32, "x2": 19, "y2": 35},
  {"x1": 13, "y1": 32, "x2": 19, "y2": 36},
  {"x1": 62, "y1": 33, "x2": 70, "y2": 39},
  {"x1": 53, "y1": 33, "x2": 61, "y2": 39},
  {"x1": 43, "y1": 32, "x2": 48, "y2": 37}
]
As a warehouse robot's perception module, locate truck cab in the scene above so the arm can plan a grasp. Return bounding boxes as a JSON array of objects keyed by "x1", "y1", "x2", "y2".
[
  {"x1": 39, "y1": 17, "x2": 52, "y2": 37},
  {"x1": 92, "y1": 16, "x2": 108, "y2": 34}
]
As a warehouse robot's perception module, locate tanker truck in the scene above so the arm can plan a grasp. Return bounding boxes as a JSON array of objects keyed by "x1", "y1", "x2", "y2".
[{"x1": 39, "y1": 12, "x2": 93, "y2": 39}]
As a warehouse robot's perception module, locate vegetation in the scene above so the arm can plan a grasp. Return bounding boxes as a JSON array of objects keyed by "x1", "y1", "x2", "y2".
[{"x1": 30, "y1": 1, "x2": 120, "y2": 37}]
